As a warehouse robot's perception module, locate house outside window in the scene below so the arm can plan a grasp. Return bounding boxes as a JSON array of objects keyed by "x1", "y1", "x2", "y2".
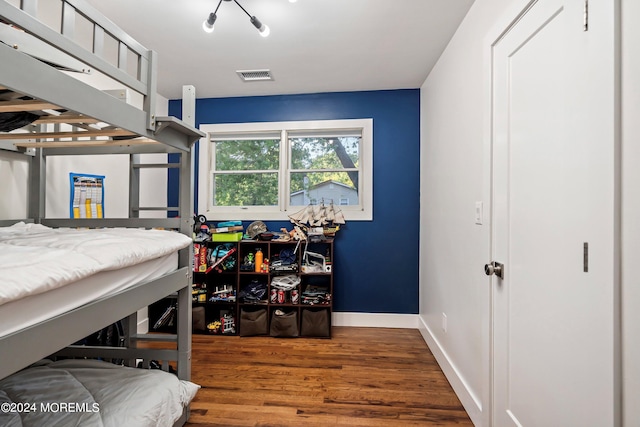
[{"x1": 198, "y1": 119, "x2": 373, "y2": 221}]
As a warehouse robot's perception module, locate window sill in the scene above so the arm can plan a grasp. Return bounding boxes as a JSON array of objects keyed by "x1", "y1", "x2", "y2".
[{"x1": 200, "y1": 209, "x2": 372, "y2": 222}]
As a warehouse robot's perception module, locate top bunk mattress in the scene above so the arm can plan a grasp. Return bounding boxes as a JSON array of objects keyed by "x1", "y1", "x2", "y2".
[{"x1": 0, "y1": 222, "x2": 192, "y2": 308}]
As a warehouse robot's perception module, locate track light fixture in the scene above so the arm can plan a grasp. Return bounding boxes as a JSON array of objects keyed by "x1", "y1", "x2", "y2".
[{"x1": 203, "y1": 0, "x2": 270, "y2": 37}]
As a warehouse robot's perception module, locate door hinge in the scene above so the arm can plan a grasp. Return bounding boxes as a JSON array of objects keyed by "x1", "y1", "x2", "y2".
[{"x1": 584, "y1": 0, "x2": 589, "y2": 31}]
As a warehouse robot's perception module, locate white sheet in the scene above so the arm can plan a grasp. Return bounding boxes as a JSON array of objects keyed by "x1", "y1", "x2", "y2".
[
  {"x1": 0, "y1": 359, "x2": 200, "y2": 427},
  {"x1": 0, "y1": 222, "x2": 192, "y2": 307}
]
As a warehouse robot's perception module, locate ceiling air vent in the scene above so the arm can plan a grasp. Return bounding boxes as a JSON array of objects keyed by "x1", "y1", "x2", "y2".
[{"x1": 236, "y1": 69, "x2": 273, "y2": 82}]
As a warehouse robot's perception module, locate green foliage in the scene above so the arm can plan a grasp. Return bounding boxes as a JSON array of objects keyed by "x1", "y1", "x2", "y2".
[
  {"x1": 290, "y1": 137, "x2": 359, "y2": 192},
  {"x1": 212, "y1": 136, "x2": 359, "y2": 207},
  {"x1": 214, "y1": 173, "x2": 278, "y2": 206},
  {"x1": 215, "y1": 139, "x2": 279, "y2": 170}
]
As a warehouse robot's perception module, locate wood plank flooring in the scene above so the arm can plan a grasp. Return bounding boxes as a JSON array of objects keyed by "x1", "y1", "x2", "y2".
[{"x1": 185, "y1": 327, "x2": 473, "y2": 427}]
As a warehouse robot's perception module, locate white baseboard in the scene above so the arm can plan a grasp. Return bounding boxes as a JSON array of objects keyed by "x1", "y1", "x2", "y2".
[
  {"x1": 417, "y1": 315, "x2": 482, "y2": 426},
  {"x1": 332, "y1": 311, "x2": 420, "y2": 328}
]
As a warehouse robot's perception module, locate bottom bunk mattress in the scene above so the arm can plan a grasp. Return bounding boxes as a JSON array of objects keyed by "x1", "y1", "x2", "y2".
[
  {"x1": 0, "y1": 359, "x2": 200, "y2": 427},
  {"x1": 0, "y1": 252, "x2": 178, "y2": 338},
  {"x1": 0, "y1": 222, "x2": 192, "y2": 339}
]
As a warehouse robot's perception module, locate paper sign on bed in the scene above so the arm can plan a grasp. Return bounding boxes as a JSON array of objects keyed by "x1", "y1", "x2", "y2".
[{"x1": 70, "y1": 173, "x2": 105, "y2": 219}]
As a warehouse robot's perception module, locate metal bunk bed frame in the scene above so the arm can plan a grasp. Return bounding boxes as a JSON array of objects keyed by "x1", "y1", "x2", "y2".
[{"x1": 0, "y1": 3, "x2": 202, "y2": 422}]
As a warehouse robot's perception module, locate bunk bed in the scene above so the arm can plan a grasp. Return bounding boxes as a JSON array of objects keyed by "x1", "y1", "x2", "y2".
[{"x1": 0, "y1": 0, "x2": 203, "y2": 425}]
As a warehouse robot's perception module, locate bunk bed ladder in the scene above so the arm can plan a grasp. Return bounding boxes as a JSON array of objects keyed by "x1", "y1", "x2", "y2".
[{"x1": 125, "y1": 85, "x2": 197, "y2": 381}]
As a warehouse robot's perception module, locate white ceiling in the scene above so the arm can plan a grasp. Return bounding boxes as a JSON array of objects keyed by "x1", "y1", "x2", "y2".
[{"x1": 84, "y1": 0, "x2": 474, "y2": 100}]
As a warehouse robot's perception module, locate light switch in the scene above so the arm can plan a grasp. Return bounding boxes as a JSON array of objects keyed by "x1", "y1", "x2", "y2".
[{"x1": 475, "y1": 202, "x2": 483, "y2": 225}]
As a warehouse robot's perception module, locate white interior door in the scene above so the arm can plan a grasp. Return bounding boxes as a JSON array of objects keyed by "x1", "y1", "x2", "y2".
[{"x1": 490, "y1": 0, "x2": 617, "y2": 426}]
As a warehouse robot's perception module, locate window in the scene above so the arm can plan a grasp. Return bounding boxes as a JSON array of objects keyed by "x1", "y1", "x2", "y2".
[{"x1": 198, "y1": 119, "x2": 373, "y2": 221}]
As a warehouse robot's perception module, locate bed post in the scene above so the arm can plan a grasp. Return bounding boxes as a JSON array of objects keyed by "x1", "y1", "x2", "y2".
[
  {"x1": 28, "y1": 148, "x2": 46, "y2": 222},
  {"x1": 176, "y1": 85, "x2": 196, "y2": 381},
  {"x1": 144, "y1": 50, "x2": 158, "y2": 131}
]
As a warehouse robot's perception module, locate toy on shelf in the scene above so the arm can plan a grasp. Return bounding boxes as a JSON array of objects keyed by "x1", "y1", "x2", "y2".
[
  {"x1": 206, "y1": 313, "x2": 236, "y2": 335},
  {"x1": 288, "y1": 199, "x2": 346, "y2": 240},
  {"x1": 209, "y1": 284, "x2": 236, "y2": 302},
  {"x1": 301, "y1": 250, "x2": 326, "y2": 273}
]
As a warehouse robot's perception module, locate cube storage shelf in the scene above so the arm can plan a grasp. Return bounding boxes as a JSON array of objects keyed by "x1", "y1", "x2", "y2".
[{"x1": 191, "y1": 238, "x2": 334, "y2": 338}]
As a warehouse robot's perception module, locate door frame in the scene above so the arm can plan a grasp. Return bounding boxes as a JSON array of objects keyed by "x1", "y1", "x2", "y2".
[
  {"x1": 481, "y1": 0, "x2": 622, "y2": 426},
  {"x1": 481, "y1": 2, "x2": 538, "y2": 425}
]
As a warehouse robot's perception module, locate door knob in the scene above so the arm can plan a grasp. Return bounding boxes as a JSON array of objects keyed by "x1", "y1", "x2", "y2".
[{"x1": 484, "y1": 261, "x2": 504, "y2": 279}]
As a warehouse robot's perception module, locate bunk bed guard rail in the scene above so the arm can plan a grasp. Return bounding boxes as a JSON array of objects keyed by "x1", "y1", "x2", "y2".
[{"x1": 0, "y1": 0, "x2": 157, "y2": 130}]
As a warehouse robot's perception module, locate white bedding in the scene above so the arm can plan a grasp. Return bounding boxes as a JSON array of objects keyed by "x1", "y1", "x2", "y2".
[
  {"x1": 0, "y1": 253, "x2": 178, "y2": 339},
  {"x1": 0, "y1": 359, "x2": 200, "y2": 427},
  {"x1": 0, "y1": 222, "x2": 192, "y2": 307}
]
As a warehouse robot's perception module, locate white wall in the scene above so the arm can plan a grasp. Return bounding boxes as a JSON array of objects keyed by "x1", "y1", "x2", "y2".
[
  {"x1": 421, "y1": 0, "x2": 633, "y2": 425},
  {"x1": 419, "y1": 1, "x2": 512, "y2": 423},
  {"x1": 46, "y1": 155, "x2": 131, "y2": 218},
  {"x1": 0, "y1": 150, "x2": 29, "y2": 219},
  {"x1": 622, "y1": 0, "x2": 639, "y2": 424}
]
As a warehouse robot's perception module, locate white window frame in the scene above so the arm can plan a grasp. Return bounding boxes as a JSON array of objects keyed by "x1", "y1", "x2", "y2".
[{"x1": 198, "y1": 119, "x2": 373, "y2": 221}]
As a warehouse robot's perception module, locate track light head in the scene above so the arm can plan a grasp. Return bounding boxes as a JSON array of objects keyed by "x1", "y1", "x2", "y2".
[
  {"x1": 202, "y1": 12, "x2": 216, "y2": 33},
  {"x1": 250, "y1": 16, "x2": 270, "y2": 37}
]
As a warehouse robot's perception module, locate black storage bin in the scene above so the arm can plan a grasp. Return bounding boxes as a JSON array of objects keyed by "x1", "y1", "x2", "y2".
[
  {"x1": 239, "y1": 308, "x2": 268, "y2": 336},
  {"x1": 301, "y1": 308, "x2": 330, "y2": 337},
  {"x1": 192, "y1": 306, "x2": 206, "y2": 333},
  {"x1": 270, "y1": 310, "x2": 299, "y2": 337}
]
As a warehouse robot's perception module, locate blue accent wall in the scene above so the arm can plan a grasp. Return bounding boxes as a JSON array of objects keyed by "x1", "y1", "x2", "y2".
[{"x1": 169, "y1": 89, "x2": 420, "y2": 314}]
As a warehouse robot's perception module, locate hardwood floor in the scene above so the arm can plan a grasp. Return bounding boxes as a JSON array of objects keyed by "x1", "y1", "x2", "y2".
[{"x1": 185, "y1": 327, "x2": 473, "y2": 426}]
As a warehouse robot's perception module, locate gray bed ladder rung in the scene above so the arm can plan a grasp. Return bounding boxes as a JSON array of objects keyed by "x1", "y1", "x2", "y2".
[
  {"x1": 131, "y1": 207, "x2": 180, "y2": 211},
  {"x1": 132, "y1": 163, "x2": 181, "y2": 169},
  {"x1": 131, "y1": 333, "x2": 177, "y2": 342}
]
